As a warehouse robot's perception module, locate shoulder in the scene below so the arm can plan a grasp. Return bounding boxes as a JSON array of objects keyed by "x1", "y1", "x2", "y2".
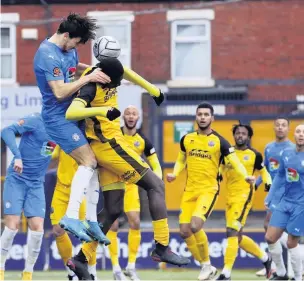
[
  {"x1": 137, "y1": 130, "x2": 150, "y2": 142},
  {"x1": 265, "y1": 141, "x2": 275, "y2": 150},
  {"x1": 211, "y1": 130, "x2": 230, "y2": 145},
  {"x1": 181, "y1": 131, "x2": 197, "y2": 142},
  {"x1": 248, "y1": 147, "x2": 262, "y2": 157}
]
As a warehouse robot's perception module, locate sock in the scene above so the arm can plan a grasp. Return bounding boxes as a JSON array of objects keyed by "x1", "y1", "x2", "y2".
[
  {"x1": 152, "y1": 218, "x2": 169, "y2": 246},
  {"x1": 24, "y1": 229, "x2": 44, "y2": 273},
  {"x1": 280, "y1": 232, "x2": 288, "y2": 249},
  {"x1": 89, "y1": 250, "x2": 97, "y2": 266},
  {"x1": 128, "y1": 229, "x2": 141, "y2": 265},
  {"x1": 66, "y1": 266, "x2": 77, "y2": 278},
  {"x1": 185, "y1": 235, "x2": 203, "y2": 262},
  {"x1": 240, "y1": 235, "x2": 268, "y2": 262},
  {"x1": 81, "y1": 241, "x2": 98, "y2": 264},
  {"x1": 0, "y1": 226, "x2": 18, "y2": 270},
  {"x1": 88, "y1": 263, "x2": 97, "y2": 277},
  {"x1": 107, "y1": 230, "x2": 119, "y2": 267},
  {"x1": 268, "y1": 242, "x2": 286, "y2": 276},
  {"x1": 55, "y1": 232, "x2": 73, "y2": 264},
  {"x1": 289, "y1": 245, "x2": 302, "y2": 281},
  {"x1": 127, "y1": 263, "x2": 135, "y2": 270},
  {"x1": 194, "y1": 230, "x2": 210, "y2": 264},
  {"x1": 86, "y1": 170, "x2": 99, "y2": 222},
  {"x1": 222, "y1": 237, "x2": 238, "y2": 277},
  {"x1": 66, "y1": 166, "x2": 94, "y2": 219}
]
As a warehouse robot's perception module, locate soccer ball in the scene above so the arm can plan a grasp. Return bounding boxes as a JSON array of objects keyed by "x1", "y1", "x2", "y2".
[{"x1": 93, "y1": 36, "x2": 121, "y2": 61}]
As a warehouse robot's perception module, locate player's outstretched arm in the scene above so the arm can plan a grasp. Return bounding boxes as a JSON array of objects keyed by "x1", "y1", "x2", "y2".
[
  {"x1": 147, "y1": 154, "x2": 163, "y2": 179},
  {"x1": 123, "y1": 66, "x2": 164, "y2": 106},
  {"x1": 167, "y1": 151, "x2": 186, "y2": 182},
  {"x1": 66, "y1": 100, "x2": 120, "y2": 121}
]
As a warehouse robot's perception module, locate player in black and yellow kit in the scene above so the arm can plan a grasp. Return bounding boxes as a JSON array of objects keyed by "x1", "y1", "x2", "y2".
[
  {"x1": 107, "y1": 105, "x2": 162, "y2": 281},
  {"x1": 215, "y1": 124, "x2": 272, "y2": 280},
  {"x1": 65, "y1": 57, "x2": 189, "y2": 276},
  {"x1": 167, "y1": 103, "x2": 255, "y2": 281}
]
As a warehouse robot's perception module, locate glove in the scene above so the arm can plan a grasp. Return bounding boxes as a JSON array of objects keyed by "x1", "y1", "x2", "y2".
[
  {"x1": 217, "y1": 174, "x2": 223, "y2": 183},
  {"x1": 152, "y1": 90, "x2": 165, "y2": 106},
  {"x1": 264, "y1": 184, "x2": 271, "y2": 192},
  {"x1": 106, "y1": 107, "x2": 121, "y2": 121}
]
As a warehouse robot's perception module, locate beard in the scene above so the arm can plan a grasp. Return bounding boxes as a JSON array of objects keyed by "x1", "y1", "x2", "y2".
[
  {"x1": 197, "y1": 120, "x2": 211, "y2": 131},
  {"x1": 124, "y1": 119, "x2": 137, "y2": 130}
]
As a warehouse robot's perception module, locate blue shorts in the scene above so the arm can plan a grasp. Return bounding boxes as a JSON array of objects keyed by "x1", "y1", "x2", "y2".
[
  {"x1": 3, "y1": 174, "x2": 46, "y2": 218},
  {"x1": 44, "y1": 120, "x2": 87, "y2": 154},
  {"x1": 269, "y1": 200, "x2": 304, "y2": 237}
]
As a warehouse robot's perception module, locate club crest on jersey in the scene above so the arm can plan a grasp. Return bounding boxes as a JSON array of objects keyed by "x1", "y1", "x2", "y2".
[
  {"x1": 208, "y1": 141, "x2": 215, "y2": 147},
  {"x1": 134, "y1": 141, "x2": 140, "y2": 147},
  {"x1": 72, "y1": 133, "x2": 80, "y2": 142},
  {"x1": 287, "y1": 167, "x2": 299, "y2": 182},
  {"x1": 269, "y1": 157, "x2": 279, "y2": 171},
  {"x1": 244, "y1": 155, "x2": 249, "y2": 160},
  {"x1": 5, "y1": 201, "x2": 11, "y2": 208}
]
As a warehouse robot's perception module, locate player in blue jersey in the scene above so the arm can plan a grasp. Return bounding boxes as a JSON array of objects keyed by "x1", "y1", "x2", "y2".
[
  {"x1": 0, "y1": 113, "x2": 56, "y2": 280},
  {"x1": 265, "y1": 124, "x2": 304, "y2": 281},
  {"x1": 33, "y1": 13, "x2": 115, "y2": 244},
  {"x1": 255, "y1": 117, "x2": 295, "y2": 278}
]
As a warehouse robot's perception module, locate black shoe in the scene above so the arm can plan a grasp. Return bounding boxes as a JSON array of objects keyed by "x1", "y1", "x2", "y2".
[
  {"x1": 90, "y1": 274, "x2": 95, "y2": 280},
  {"x1": 269, "y1": 273, "x2": 289, "y2": 280},
  {"x1": 68, "y1": 275, "x2": 75, "y2": 280},
  {"x1": 66, "y1": 258, "x2": 91, "y2": 280},
  {"x1": 216, "y1": 274, "x2": 231, "y2": 280},
  {"x1": 263, "y1": 255, "x2": 273, "y2": 279},
  {"x1": 151, "y1": 247, "x2": 190, "y2": 267}
]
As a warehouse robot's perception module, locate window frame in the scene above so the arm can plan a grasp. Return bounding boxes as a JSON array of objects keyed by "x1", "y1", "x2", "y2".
[
  {"x1": 87, "y1": 11, "x2": 134, "y2": 69},
  {"x1": 1, "y1": 13, "x2": 19, "y2": 85}
]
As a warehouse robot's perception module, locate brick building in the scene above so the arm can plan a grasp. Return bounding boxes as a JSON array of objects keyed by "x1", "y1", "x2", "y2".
[{"x1": 1, "y1": 0, "x2": 304, "y2": 100}]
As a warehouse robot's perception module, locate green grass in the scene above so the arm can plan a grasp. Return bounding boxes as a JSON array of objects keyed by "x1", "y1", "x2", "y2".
[{"x1": 4, "y1": 269, "x2": 264, "y2": 280}]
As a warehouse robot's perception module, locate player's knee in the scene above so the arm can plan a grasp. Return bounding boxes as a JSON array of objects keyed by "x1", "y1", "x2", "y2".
[
  {"x1": 226, "y1": 227, "x2": 239, "y2": 238},
  {"x1": 128, "y1": 216, "x2": 140, "y2": 230},
  {"x1": 108, "y1": 207, "x2": 123, "y2": 225},
  {"x1": 190, "y1": 219, "x2": 203, "y2": 234},
  {"x1": 265, "y1": 232, "x2": 277, "y2": 244},
  {"x1": 180, "y1": 225, "x2": 192, "y2": 239},
  {"x1": 28, "y1": 218, "x2": 44, "y2": 232},
  {"x1": 5, "y1": 218, "x2": 20, "y2": 231},
  {"x1": 53, "y1": 224, "x2": 66, "y2": 237},
  {"x1": 287, "y1": 238, "x2": 298, "y2": 249}
]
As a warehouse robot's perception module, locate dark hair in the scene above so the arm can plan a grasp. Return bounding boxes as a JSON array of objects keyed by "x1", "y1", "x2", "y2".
[
  {"x1": 232, "y1": 123, "x2": 254, "y2": 138},
  {"x1": 275, "y1": 116, "x2": 290, "y2": 124},
  {"x1": 196, "y1": 102, "x2": 214, "y2": 115},
  {"x1": 57, "y1": 13, "x2": 97, "y2": 44},
  {"x1": 97, "y1": 57, "x2": 124, "y2": 88}
]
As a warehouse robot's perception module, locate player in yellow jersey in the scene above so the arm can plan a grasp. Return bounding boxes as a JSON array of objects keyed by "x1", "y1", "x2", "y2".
[
  {"x1": 65, "y1": 57, "x2": 189, "y2": 277},
  {"x1": 215, "y1": 123, "x2": 272, "y2": 280},
  {"x1": 166, "y1": 103, "x2": 255, "y2": 281},
  {"x1": 50, "y1": 147, "x2": 98, "y2": 280},
  {"x1": 107, "y1": 105, "x2": 162, "y2": 281}
]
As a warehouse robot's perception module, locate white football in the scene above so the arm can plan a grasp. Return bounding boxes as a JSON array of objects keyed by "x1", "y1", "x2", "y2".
[{"x1": 93, "y1": 36, "x2": 121, "y2": 61}]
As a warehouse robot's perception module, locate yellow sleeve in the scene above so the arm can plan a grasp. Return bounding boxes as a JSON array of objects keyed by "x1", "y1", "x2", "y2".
[
  {"x1": 51, "y1": 145, "x2": 60, "y2": 160},
  {"x1": 123, "y1": 66, "x2": 160, "y2": 97},
  {"x1": 259, "y1": 166, "x2": 272, "y2": 185},
  {"x1": 173, "y1": 151, "x2": 187, "y2": 177},
  {"x1": 226, "y1": 153, "x2": 248, "y2": 179},
  {"x1": 66, "y1": 99, "x2": 111, "y2": 121},
  {"x1": 147, "y1": 153, "x2": 162, "y2": 179}
]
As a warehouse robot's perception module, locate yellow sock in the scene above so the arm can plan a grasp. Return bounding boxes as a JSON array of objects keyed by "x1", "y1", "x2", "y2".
[
  {"x1": 194, "y1": 230, "x2": 210, "y2": 263},
  {"x1": 82, "y1": 241, "x2": 98, "y2": 264},
  {"x1": 88, "y1": 250, "x2": 97, "y2": 266},
  {"x1": 128, "y1": 229, "x2": 141, "y2": 264},
  {"x1": 224, "y1": 237, "x2": 239, "y2": 271},
  {"x1": 56, "y1": 232, "x2": 73, "y2": 264},
  {"x1": 239, "y1": 235, "x2": 266, "y2": 261},
  {"x1": 185, "y1": 235, "x2": 203, "y2": 262},
  {"x1": 152, "y1": 218, "x2": 169, "y2": 246},
  {"x1": 107, "y1": 230, "x2": 119, "y2": 266}
]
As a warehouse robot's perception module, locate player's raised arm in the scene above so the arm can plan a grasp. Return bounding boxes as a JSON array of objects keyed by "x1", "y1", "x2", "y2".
[
  {"x1": 254, "y1": 151, "x2": 272, "y2": 191},
  {"x1": 123, "y1": 66, "x2": 164, "y2": 106},
  {"x1": 167, "y1": 135, "x2": 187, "y2": 182}
]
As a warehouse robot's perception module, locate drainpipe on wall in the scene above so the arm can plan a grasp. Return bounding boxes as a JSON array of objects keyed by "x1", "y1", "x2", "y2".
[{"x1": 40, "y1": 0, "x2": 52, "y2": 37}]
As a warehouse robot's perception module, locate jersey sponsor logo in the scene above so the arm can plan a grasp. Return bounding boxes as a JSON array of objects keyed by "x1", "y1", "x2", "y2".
[
  {"x1": 269, "y1": 157, "x2": 279, "y2": 171},
  {"x1": 121, "y1": 170, "x2": 136, "y2": 181},
  {"x1": 287, "y1": 167, "x2": 299, "y2": 182},
  {"x1": 40, "y1": 141, "x2": 56, "y2": 157},
  {"x1": 68, "y1": 67, "x2": 76, "y2": 82},
  {"x1": 53, "y1": 67, "x2": 61, "y2": 77},
  {"x1": 189, "y1": 149, "x2": 211, "y2": 159},
  {"x1": 72, "y1": 133, "x2": 80, "y2": 142},
  {"x1": 134, "y1": 141, "x2": 140, "y2": 147},
  {"x1": 208, "y1": 141, "x2": 215, "y2": 147},
  {"x1": 104, "y1": 88, "x2": 117, "y2": 102}
]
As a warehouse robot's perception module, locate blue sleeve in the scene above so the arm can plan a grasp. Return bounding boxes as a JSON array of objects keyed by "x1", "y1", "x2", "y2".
[
  {"x1": 255, "y1": 146, "x2": 268, "y2": 188},
  {"x1": 40, "y1": 51, "x2": 64, "y2": 81},
  {"x1": 14, "y1": 115, "x2": 40, "y2": 134},
  {"x1": 1, "y1": 124, "x2": 21, "y2": 158},
  {"x1": 75, "y1": 49, "x2": 79, "y2": 65}
]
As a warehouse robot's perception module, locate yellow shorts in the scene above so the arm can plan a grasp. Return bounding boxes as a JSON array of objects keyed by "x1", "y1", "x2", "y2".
[
  {"x1": 50, "y1": 181, "x2": 86, "y2": 225},
  {"x1": 124, "y1": 184, "x2": 140, "y2": 213},
  {"x1": 179, "y1": 190, "x2": 218, "y2": 224},
  {"x1": 91, "y1": 136, "x2": 149, "y2": 184},
  {"x1": 226, "y1": 187, "x2": 255, "y2": 231}
]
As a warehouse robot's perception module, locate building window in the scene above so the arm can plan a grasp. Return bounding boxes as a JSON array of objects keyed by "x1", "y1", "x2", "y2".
[
  {"x1": 1, "y1": 13, "x2": 19, "y2": 84},
  {"x1": 87, "y1": 11, "x2": 134, "y2": 68},
  {"x1": 167, "y1": 10, "x2": 215, "y2": 87}
]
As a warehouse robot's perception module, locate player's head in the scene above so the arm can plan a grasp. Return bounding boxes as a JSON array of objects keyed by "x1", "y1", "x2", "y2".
[
  {"x1": 96, "y1": 57, "x2": 124, "y2": 89},
  {"x1": 196, "y1": 102, "x2": 214, "y2": 130},
  {"x1": 232, "y1": 123, "x2": 253, "y2": 147},
  {"x1": 123, "y1": 105, "x2": 139, "y2": 130},
  {"x1": 274, "y1": 117, "x2": 289, "y2": 140},
  {"x1": 294, "y1": 124, "x2": 304, "y2": 147},
  {"x1": 57, "y1": 13, "x2": 97, "y2": 50}
]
